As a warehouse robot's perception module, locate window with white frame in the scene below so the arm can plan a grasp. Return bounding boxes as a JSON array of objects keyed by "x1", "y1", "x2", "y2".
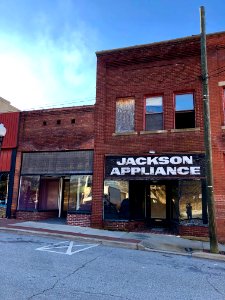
[
  {"x1": 115, "y1": 98, "x2": 135, "y2": 133},
  {"x1": 145, "y1": 96, "x2": 163, "y2": 131},
  {"x1": 175, "y1": 93, "x2": 195, "y2": 129}
]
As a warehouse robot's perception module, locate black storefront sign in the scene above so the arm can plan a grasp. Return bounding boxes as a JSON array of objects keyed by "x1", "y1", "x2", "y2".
[{"x1": 105, "y1": 154, "x2": 205, "y2": 180}]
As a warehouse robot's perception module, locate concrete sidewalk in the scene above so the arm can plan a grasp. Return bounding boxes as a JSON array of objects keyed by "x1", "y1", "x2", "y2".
[{"x1": 0, "y1": 218, "x2": 225, "y2": 261}]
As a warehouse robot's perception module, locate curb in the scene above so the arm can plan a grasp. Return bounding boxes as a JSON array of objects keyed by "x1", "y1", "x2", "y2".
[
  {"x1": 1, "y1": 226, "x2": 225, "y2": 261},
  {"x1": 192, "y1": 251, "x2": 225, "y2": 262},
  {"x1": 0, "y1": 227, "x2": 139, "y2": 250}
]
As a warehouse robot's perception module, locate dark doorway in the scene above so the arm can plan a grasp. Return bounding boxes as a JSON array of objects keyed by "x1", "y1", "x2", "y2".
[{"x1": 129, "y1": 180, "x2": 179, "y2": 228}]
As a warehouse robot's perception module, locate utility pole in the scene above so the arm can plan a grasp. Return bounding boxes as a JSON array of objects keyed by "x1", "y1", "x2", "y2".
[{"x1": 200, "y1": 6, "x2": 219, "y2": 254}]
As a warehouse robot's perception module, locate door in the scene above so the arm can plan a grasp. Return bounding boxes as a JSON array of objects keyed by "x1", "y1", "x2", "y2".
[{"x1": 146, "y1": 184, "x2": 167, "y2": 227}]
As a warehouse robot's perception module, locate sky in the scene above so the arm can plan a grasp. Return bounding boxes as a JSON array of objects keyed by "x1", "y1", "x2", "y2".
[{"x1": 0, "y1": 0, "x2": 225, "y2": 110}]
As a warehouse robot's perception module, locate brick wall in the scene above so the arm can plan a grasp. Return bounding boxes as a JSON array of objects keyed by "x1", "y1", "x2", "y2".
[
  {"x1": 178, "y1": 225, "x2": 209, "y2": 238},
  {"x1": 104, "y1": 220, "x2": 145, "y2": 231},
  {"x1": 16, "y1": 211, "x2": 58, "y2": 221},
  {"x1": 18, "y1": 106, "x2": 94, "y2": 151},
  {"x1": 93, "y1": 32, "x2": 225, "y2": 241},
  {"x1": 67, "y1": 213, "x2": 91, "y2": 227}
]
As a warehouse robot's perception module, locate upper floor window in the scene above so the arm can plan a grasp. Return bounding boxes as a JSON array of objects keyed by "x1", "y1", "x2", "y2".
[
  {"x1": 175, "y1": 93, "x2": 195, "y2": 129},
  {"x1": 116, "y1": 98, "x2": 135, "y2": 133},
  {"x1": 145, "y1": 96, "x2": 163, "y2": 131}
]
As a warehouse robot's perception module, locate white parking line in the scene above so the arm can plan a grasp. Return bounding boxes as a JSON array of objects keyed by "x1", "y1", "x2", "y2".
[{"x1": 36, "y1": 241, "x2": 99, "y2": 255}]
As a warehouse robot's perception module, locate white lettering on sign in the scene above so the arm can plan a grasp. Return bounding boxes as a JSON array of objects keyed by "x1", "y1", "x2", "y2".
[
  {"x1": 109, "y1": 155, "x2": 203, "y2": 177},
  {"x1": 116, "y1": 155, "x2": 193, "y2": 166}
]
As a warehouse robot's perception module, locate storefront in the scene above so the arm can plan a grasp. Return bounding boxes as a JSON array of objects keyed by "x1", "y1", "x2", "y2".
[
  {"x1": 103, "y1": 154, "x2": 207, "y2": 231},
  {"x1": 17, "y1": 150, "x2": 93, "y2": 222},
  {"x1": 0, "y1": 112, "x2": 19, "y2": 218}
]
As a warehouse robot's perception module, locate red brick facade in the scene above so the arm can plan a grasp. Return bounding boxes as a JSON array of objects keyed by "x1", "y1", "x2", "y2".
[
  {"x1": 92, "y1": 32, "x2": 225, "y2": 242},
  {"x1": 9, "y1": 32, "x2": 225, "y2": 242},
  {"x1": 12, "y1": 106, "x2": 95, "y2": 220},
  {"x1": 16, "y1": 211, "x2": 58, "y2": 221},
  {"x1": 67, "y1": 214, "x2": 91, "y2": 227}
]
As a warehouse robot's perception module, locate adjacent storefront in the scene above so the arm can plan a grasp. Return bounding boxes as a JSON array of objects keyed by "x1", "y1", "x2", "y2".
[
  {"x1": 104, "y1": 154, "x2": 207, "y2": 229},
  {"x1": 17, "y1": 151, "x2": 93, "y2": 221}
]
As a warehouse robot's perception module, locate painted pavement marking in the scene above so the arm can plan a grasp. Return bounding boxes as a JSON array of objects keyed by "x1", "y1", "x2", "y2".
[{"x1": 36, "y1": 240, "x2": 99, "y2": 255}]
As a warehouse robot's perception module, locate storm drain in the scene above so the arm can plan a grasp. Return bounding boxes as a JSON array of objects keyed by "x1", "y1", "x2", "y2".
[{"x1": 185, "y1": 247, "x2": 193, "y2": 253}]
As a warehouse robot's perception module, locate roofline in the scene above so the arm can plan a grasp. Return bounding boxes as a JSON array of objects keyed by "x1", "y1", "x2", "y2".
[
  {"x1": 96, "y1": 30, "x2": 225, "y2": 55},
  {"x1": 22, "y1": 104, "x2": 95, "y2": 113}
]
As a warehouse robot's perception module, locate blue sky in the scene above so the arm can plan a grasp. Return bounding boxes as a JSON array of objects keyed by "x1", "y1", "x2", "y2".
[{"x1": 0, "y1": 0, "x2": 224, "y2": 110}]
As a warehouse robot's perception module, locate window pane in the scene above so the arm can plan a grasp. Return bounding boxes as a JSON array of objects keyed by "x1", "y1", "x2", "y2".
[
  {"x1": 68, "y1": 175, "x2": 92, "y2": 212},
  {"x1": 39, "y1": 178, "x2": 59, "y2": 210},
  {"x1": 0, "y1": 173, "x2": 9, "y2": 205},
  {"x1": 145, "y1": 113, "x2": 163, "y2": 130},
  {"x1": 146, "y1": 97, "x2": 163, "y2": 113},
  {"x1": 18, "y1": 176, "x2": 40, "y2": 210},
  {"x1": 116, "y1": 98, "x2": 134, "y2": 133},
  {"x1": 179, "y1": 181, "x2": 202, "y2": 220},
  {"x1": 175, "y1": 111, "x2": 195, "y2": 129},
  {"x1": 176, "y1": 94, "x2": 194, "y2": 111},
  {"x1": 104, "y1": 180, "x2": 129, "y2": 220}
]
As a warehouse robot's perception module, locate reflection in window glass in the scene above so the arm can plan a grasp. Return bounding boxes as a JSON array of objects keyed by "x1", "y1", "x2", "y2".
[
  {"x1": 0, "y1": 173, "x2": 9, "y2": 205},
  {"x1": 116, "y1": 98, "x2": 135, "y2": 133},
  {"x1": 104, "y1": 180, "x2": 129, "y2": 220},
  {"x1": 68, "y1": 175, "x2": 92, "y2": 212},
  {"x1": 145, "y1": 96, "x2": 163, "y2": 131},
  {"x1": 175, "y1": 93, "x2": 195, "y2": 129},
  {"x1": 179, "y1": 180, "x2": 202, "y2": 220},
  {"x1": 175, "y1": 94, "x2": 194, "y2": 111},
  {"x1": 18, "y1": 176, "x2": 40, "y2": 210}
]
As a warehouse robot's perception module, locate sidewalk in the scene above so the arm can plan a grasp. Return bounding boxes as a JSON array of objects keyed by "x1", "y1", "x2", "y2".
[{"x1": 0, "y1": 218, "x2": 225, "y2": 261}]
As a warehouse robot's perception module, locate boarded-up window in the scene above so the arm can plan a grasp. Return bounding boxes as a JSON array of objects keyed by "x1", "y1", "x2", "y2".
[
  {"x1": 21, "y1": 151, "x2": 93, "y2": 175},
  {"x1": 116, "y1": 98, "x2": 135, "y2": 133}
]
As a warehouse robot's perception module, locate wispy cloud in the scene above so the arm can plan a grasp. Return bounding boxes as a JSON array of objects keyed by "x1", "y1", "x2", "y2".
[{"x1": 0, "y1": 11, "x2": 97, "y2": 110}]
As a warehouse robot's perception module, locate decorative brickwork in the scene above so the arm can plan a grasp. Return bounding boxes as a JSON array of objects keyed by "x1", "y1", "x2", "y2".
[
  {"x1": 67, "y1": 214, "x2": 91, "y2": 227},
  {"x1": 16, "y1": 211, "x2": 58, "y2": 221}
]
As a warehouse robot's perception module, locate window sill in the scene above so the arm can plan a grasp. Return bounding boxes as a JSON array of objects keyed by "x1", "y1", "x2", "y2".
[
  {"x1": 171, "y1": 127, "x2": 200, "y2": 133},
  {"x1": 112, "y1": 131, "x2": 138, "y2": 136},
  {"x1": 221, "y1": 126, "x2": 225, "y2": 130},
  {"x1": 140, "y1": 130, "x2": 168, "y2": 135}
]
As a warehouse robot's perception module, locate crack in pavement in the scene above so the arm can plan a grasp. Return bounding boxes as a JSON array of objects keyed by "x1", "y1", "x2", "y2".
[
  {"x1": 206, "y1": 274, "x2": 225, "y2": 297},
  {"x1": 69, "y1": 288, "x2": 132, "y2": 300},
  {"x1": 27, "y1": 254, "x2": 102, "y2": 300}
]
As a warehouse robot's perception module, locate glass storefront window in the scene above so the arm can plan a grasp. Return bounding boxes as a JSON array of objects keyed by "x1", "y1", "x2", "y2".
[
  {"x1": 179, "y1": 180, "x2": 202, "y2": 220},
  {"x1": 0, "y1": 173, "x2": 9, "y2": 205},
  {"x1": 18, "y1": 176, "x2": 40, "y2": 210},
  {"x1": 104, "y1": 180, "x2": 129, "y2": 220},
  {"x1": 68, "y1": 175, "x2": 92, "y2": 212}
]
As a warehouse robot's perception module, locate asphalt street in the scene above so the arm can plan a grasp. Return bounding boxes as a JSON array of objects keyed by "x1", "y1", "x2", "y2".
[{"x1": 1, "y1": 231, "x2": 225, "y2": 300}]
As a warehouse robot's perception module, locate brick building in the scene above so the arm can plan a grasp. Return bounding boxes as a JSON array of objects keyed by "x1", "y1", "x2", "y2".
[
  {"x1": 8, "y1": 31, "x2": 225, "y2": 242},
  {"x1": 92, "y1": 31, "x2": 225, "y2": 242},
  {"x1": 0, "y1": 112, "x2": 20, "y2": 218},
  {"x1": 12, "y1": 106, "x2": 95, "y2": 226}
]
